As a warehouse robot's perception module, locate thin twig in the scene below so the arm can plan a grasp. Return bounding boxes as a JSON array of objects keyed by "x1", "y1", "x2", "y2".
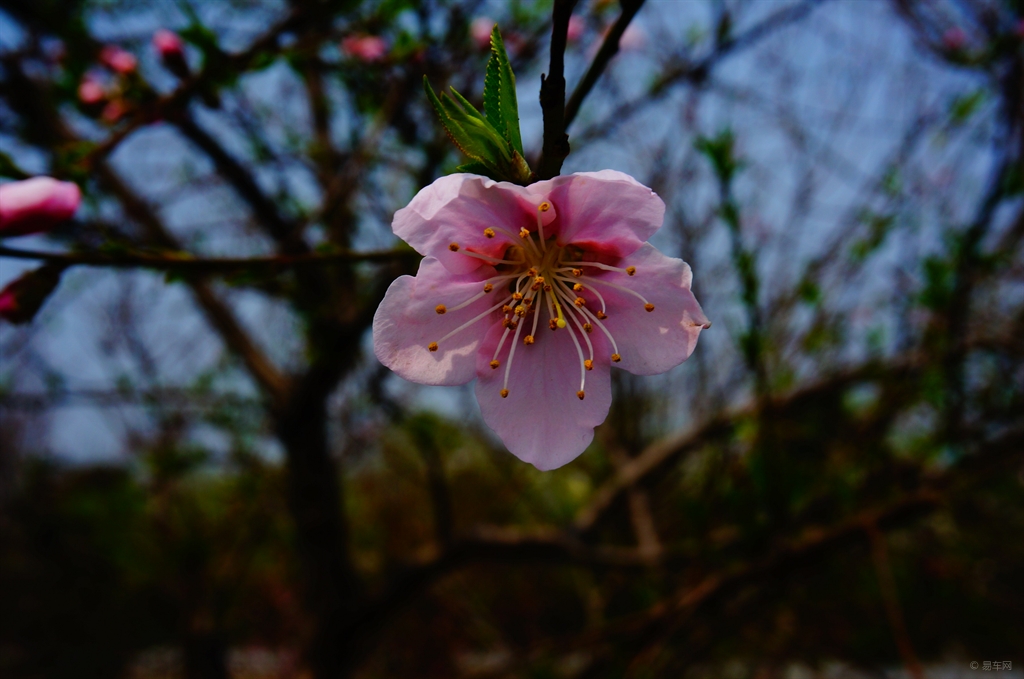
[
  {"x1": 0, "y1": 244, "x2": 417, "y2": 272},
  {"x1": 564, "y1": 0, "x2": 646, "y2": 130},
  {"x1": 866, "y1": 521, "x2": 926, "y2": 679},
  {"x1": 536, "y1": 0, "x2": 579, "y2": 180}
]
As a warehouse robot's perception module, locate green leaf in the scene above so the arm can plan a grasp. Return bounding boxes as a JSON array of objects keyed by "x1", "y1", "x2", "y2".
[
  {"x1": 484, "y1": 26, "x2": 524, "y2": 156},
  {"x1": 424, "y1": 78, "x2": 493, "y2": 163}
]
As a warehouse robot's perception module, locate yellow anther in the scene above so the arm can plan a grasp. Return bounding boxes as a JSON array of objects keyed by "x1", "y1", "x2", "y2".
[
  {"x1": 577, "y1": 390, "x2": 585, "y2": 400},
  {"x1": 428, "y1": 342, "x2": 438, "y2": 352},
  {"x1": 538, "y1": 201, "x2": 551, "y2": 213},
  {"x1": 523, "y1": 298, "x2": 533, "y2": 306},
  {"x1": 527, "y1": 268, "x2": 538, "y2": 276},
  {"x1": 573, "y1": 283, "x2": 583, "y2": 292},
  {"x1": 448, "y1": 242, "x2": 460, "y2": 252},
  {"x1": 584, "y1": 359, "x2": 593, "y2": 370},
  {"x1": 510, "y1": 320, "x2": 518, "y2": 329},
  {"x1": 503, "y1": 318, "x2": 514, "y2": 329},
  {"x1": 644, "y1": 303, "x2": 655, "y2": 312},
  {"x1": 435, "y1": 304, "x2": 447, "y2": 315},
  {"x1": 583, "y1": 323, "x2": 592, "y2": 333},
  {"x1": 523, "y1": 335, "x2": 534, "y2": 345},
  {"x1": 574, "y1": 297, "x2": 586, "y2": 307},
  {"x1": 483, "y1": 228, "x2": 495, "y2": 238},
  {"x1": 483, "y1": 283, "x2": 494, "y2": 293},
  {"x1": 611, "y1": 353, "x2": 621, "y2": 362},
  {"x1": 500, "y1": 389, "x2": 509, "y2": 398},
  {"x1": 519, "y1": 227, "x2": 530, "y2": 238},
  {"x1": 626, "y1": 266, "x2": 636, "y2": 276},
  {"x1": 512, "y1": 292, "x2": 523, "y2": 301},
  {"x1": 549, "y1": 319, "x2": 559, "y2": 331},
  {"x1": 531, "y1": 281, "x2": 542, "y2": 291},
  {"x1": 543, "y1": 284, "x2": 552, "y2": 292},
  {"x1": 514, "y1": 305, "x2": 526, "y2": 317},
  {"x1": 534, "y1": 276, "x2": 545, "y2": 285},
  {"x1": 572, "y1": 268, "x2": 583, "y2": 277},
  {"x1": 596, "y1": 311, "x2": 607, "y2": 320},
  {"x1": 490, "y1": 360, "x2": 500, "y2": 369},
  {"x1": 502, "y1": 305, "x2": 512, "y2": 314}
]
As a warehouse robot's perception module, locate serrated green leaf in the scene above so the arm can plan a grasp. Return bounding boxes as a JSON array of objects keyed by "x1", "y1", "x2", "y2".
[
  {"x1": 484, "y1": 26, "x2": 524, "y2": 156},
  {"x1": 424, "y1": 78, "x2": 491, "y2": 162}
]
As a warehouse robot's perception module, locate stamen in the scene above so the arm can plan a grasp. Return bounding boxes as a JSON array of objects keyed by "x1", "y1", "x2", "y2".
[
  {"x1": 644, "y1": 303, "x2": 655, "y2": 312},
  {"x1": 579, "y1": 276, "x2": 653, "y2": 307},
  {"x1": 523, "y1": 335, "x2": 534, "y2": 345},
  {"x1": 529, "y1": 290, "x2": 543, "y2": 339},
  {"x1": 555, "y1": 272, "x2": 608, "y2": 313},
  {"x1": 574, "y1": 296, "x2": 586, "y2": 307},
  {"x1": 596, "y1": 310, "x2": 607, "y2": 320},
  {"x1": 552, "y1": 296, "x2": 568, "y2": 329},
  {"x1": 584, "y1": 359, "x2": 593, "y2": 370},
  {"x1": 491, "y1": 325, "x2": 512, "y2": 365},
  {"x1": 560, "y1": 309, "x2": 588, "y2": 393},
  {"x1": 449, "y1": 242, "x2": 459, "y2": 251},
  {"x1": 436, "y1": 297, "x2": 512, "y2": 345},
  {"x1": 572, "y1": 268, "x2": 582, "y2": 277},
  {"x1": 519, "y1": 227, "x2": 530, "y2": 239},
  {"x1": 626, "y1": 266, "x2": 636, "y2": 276},
  {"x1": 483, "y1": 283, "x2": 493, "y2": 293},
  {"x1": 573, "y1": 283, "x2": 584, "y2": 292},
  {"x1": 483, "y1": 228, "x2": 495, "y2": 238},
  {"x1": 577, "y1": 391, "x2": 585, "y2": 400},
  {"x1": 435, "y1": 304, "x2": 446, "y2": 315},
  {"x1": 577, "y1": 304, "x2": 620, "y2": 358},
  {"x1": 428, "y1": 342, "x2": 438, "y2": 352},
  {"x1": 457, "y1": 249, "x2": 522, "y2": 266},
  {"x1": 553, "y1": 282, "x2": 595, "y2": 364},
  {"x1": 558, "y1": 261, "x2": 634, "y2": 275},
  {"x1": 612, "y1": 353, "x2": 621, "y2": 362},
  {"x1": 502, "y1": 315, "x2": 527, "y2": 394},
  {"x1": 535, "y1": 204, "x2": 550, "y2": 252}
]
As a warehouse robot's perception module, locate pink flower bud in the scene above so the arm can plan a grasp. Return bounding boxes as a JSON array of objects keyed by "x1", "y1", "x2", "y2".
[
  {"x1": 101, "y1": 99, "x2": 129, "y2": 123},
  {"x1": 942, "y1": 27, "x2": 967, "y2": 50},
  {"x1": 341, "y1": 35, "x2": 388, "y2": 63},
  {"x1": 470, "y1": 18, "x2": 495, "y2": 51},
  {"x1": 77, "y1": 75, "x2": 106, "y2": 106},
  {"x1": 0, "y1": 287, "x2": 17, "y2": 318},
  {"x1": 152, "y1": 29, "x2": 185, "y2": 60},
  {"x1": 566, "y1": 15, "x2": 585, "y2": 43},
  {"x1": 0, "y1": 177, "x2": 81, "y2": 237},
  {"x1": 99, "y1": 45, "x2": 138, "y2": 74}
]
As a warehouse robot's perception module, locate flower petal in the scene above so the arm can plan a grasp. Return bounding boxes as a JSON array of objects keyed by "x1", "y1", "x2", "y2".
[
  {"x1": 373, "y1": 257, "x2": 501, "y2": 386},
  {"x1": 589, "y1": 244, "x2": 709, "y2": 376},
  {"x1": 534, "y1": 170, "x2": 664, "y2": 258},
  {"x1": 393, "y1": 174, "x2": 548, "y2": 275},
  {"x1": 475, "y1": 322, "x2": 612, "y2": 470},
  {"x1": 0, "y1": 177, "x2": 81, "y2": 238}
]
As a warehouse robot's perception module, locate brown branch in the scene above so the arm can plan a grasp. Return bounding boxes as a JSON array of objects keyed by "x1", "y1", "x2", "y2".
[
  {"x1": 0, "y1": 244, "x2": 417, "y2": 272},
  {"x1": 866, "y1": 522, "x2": 926, "y2": 679},
  {"x1": 563, "y1": 0, "x2": 646, "y2": 131},
  {"x1": 571, "y1": 0, "x2": 829, "y2": 147},
  {"x1": 535, "y1": 0, "x2": 580, "y2": 180},
  {"x1": 574, "y1": 358, "x2": 921, "y2": 535}
]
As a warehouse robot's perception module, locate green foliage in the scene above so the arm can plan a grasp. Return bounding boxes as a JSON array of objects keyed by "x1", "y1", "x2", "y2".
[
  {"x1": 949, "y1": 88, "x2": 986, "y2": 125},
  {"x1": 424, "y1": 27, "x2": 532, "y2": 184},
  {"x1": 696, "y1": 129, "x2": 742, "y2": 184}
]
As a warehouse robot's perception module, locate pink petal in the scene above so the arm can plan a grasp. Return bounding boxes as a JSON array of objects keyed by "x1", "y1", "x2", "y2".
[
  {"x1": 393, "y1": 174, "x2": 550, "y2": 275},
  {"x1": 0, "y1": 177, "x2": 81, "y2": 237},
  {"x1": 474, "y1": 322, "x2": 612, "y2": 470},
  {"x1": 534, "y1": 170, "x2": 664, "y2": 258},
  {"x1": 373, "y1": 257, "x2": 501, "y2": 386},
  {"x1": 588, "y1": 244, "x2": 709, "y2": 375}
]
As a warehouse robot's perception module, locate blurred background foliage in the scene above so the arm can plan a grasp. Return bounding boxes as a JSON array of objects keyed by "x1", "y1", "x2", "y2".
[{"x1": 0, "y1": 0, "x2": 1022, "y2": 678}]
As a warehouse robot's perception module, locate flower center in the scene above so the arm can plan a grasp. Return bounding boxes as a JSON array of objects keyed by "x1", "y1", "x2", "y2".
[{"x1": 430, "y1": 203, "x2": 654, "y2": 400}]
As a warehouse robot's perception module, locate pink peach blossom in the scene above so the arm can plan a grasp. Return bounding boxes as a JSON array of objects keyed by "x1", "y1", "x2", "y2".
[
  {"x1": 567, "y1": 15, "x2": 586, "y2": 43},
  {"x1": 341, "y1": 35, "x2": 388, "y2": 62},
  {"x1": 152, "y1": 29, "x2": 184, "y2": 59},
  {"x1": 78, "y1": 74, "x2": 106, "y2": 105},
  {"x1": 373, "y1": 171, "x2": 709, "y2": 470},
  {"x1": 99, "y1": 45, "x2": 138, "y2": 74},
  {"x1": 470, "y1": 18, "x2": 495, "y2": 51},
  {"x1": 101, "y1": 99, "x2": 129, "y2": 123},
  {"x1": 942, "y1": 27, "x2": 967, "y2": 50},
  {"x1": 0, "y1": 177, "x2": 81, "y2": 237}
]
